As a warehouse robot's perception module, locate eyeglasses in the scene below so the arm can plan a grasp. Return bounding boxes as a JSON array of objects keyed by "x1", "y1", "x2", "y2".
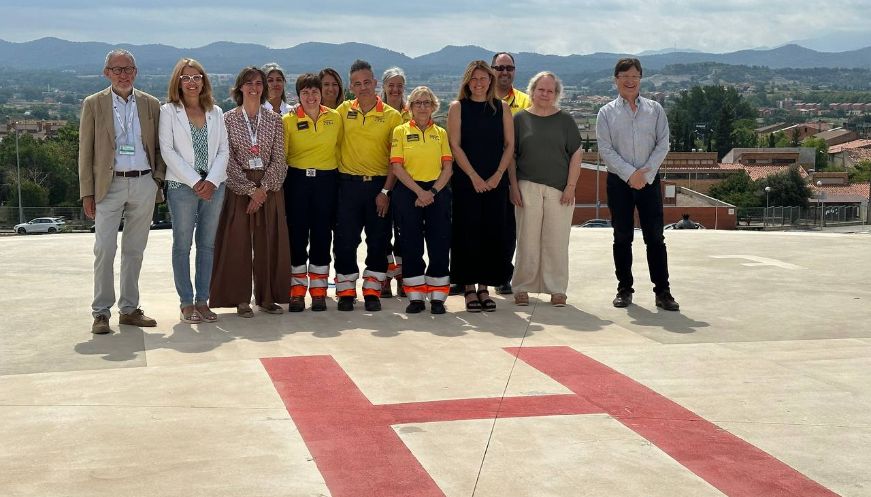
[
  {"x1": 411, "y1": 100, "x2": 433, "y2": 108},
  {"x1": 617, "y1": 75, "x2": 641, "y2": 81},
  {"x1": 107, "y1": 66, "x2": 135, "y2": 75},
  {"x1": 179, "y1": 75, "x2": 204, "y2": 84},
  {"x1": 492, "y1": 65, "x2": 515, "y2": 72}
]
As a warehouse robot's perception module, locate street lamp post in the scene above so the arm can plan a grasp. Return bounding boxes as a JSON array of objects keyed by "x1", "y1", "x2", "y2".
[
  {"x1": 816, "y1": 180, "x2": 825, "y2": 229},
  {"x1": 595, "y1": 154, "x2": 600, "y2": 219},
  {"x1": 14, "y1": 122, "x2": 24, "y2": 224},
  {"x1": 764, "y1": 186, "x2": 771, "y2": 228}
]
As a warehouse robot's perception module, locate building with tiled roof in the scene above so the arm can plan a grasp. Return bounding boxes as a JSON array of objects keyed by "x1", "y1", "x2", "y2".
[
  {"x1": 813, "y1": 128, "x2": 858, "y2": 147},
  {"x1": 722, "y1": 147, "x2": 816, "y2": 168},
  {"x1": 828, "y1": 139, "x2": 871, "y2": 154},
  {"x1": 829, "y1": 139, "x2": 871, "y2": 169}
]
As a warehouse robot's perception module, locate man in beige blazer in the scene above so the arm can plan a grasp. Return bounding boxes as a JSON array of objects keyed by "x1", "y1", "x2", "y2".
[{"x1": 79, "y1": 48, "x2": 166, "y2": 334}]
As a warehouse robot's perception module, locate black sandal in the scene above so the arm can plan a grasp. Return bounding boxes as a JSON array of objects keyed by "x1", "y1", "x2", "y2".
[
  {"x1": 477, "y1": 290, "x2": 496, "y2": 312},
  {"x1": 464, "y1": 290, "x2": 483, "y2": 312}
]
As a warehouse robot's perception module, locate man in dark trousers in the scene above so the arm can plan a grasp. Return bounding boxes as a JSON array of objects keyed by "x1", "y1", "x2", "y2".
[{"x1": 596, "y1": 58, "x2": 679, "y2": 311}]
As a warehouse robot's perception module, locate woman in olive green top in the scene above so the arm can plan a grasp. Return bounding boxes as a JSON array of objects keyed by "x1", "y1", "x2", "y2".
[{"x1": 511, "y1": 71, "x2": 582, "y2": 307}]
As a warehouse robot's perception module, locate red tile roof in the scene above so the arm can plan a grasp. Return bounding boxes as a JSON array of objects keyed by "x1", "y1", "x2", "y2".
[
  {"x1": 733, "y1": 164, "x2": 810, "y2": 181},
  {"x1": 813, "y1": 182, "x2": 870, "y2": 202},
  {"x1": 828, "y1": 139, "x2": 871, "y2": 154}
]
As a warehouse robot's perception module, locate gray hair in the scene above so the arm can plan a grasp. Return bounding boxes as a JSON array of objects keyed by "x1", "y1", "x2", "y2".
[
  {"x1": 261, "y1": 62, "x2": 285, "y2": 78},
  {"x1": 382, "y1": 66, "x2": 406, "y2": 83},
  {"x1": 527, "y1": 71, "x2": 563, "y2": 107},
  {"x1": 261, "y1": 62, "x2": 287, "y2": 102},
  {"x1": 381, "y1": 66, "x2": 407, "y2": 106},
  {"x1": 104, "y1": 48, "x2": 136, "y2": 69}
]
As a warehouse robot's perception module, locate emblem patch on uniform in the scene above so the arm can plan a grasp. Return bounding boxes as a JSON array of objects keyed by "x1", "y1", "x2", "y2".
[
  {"x1": 347, "y1": 111, "x2": 358, "y2": 119},
  {"x1": 297, "y1": 121, "x2": 310, "y2": 130},
  {"x1": 429, "y1": 134, "x2": 439, "y2": 141},
  {"x1": 407, "y1": 134, "x2": 420, "y2": 142}
]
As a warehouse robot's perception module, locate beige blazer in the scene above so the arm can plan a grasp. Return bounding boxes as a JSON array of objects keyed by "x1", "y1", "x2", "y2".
[{"x1": 78, "y1": 87, "x2": 166, "y2": 203}]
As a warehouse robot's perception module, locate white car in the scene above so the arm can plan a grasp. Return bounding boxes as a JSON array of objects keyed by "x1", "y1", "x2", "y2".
[{"x1": 14, "y1": 217, "x2": 66, "y2": 235}]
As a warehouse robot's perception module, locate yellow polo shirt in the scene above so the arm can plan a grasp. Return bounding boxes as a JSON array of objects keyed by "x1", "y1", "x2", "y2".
[
  {"x1": 399, "y1": 106, "x2": 412, "y2": 123},
  {"x1": 337, "y1": 97, "x2": 403, "y2": 176},
  {"x1": 501, "y1": 87, "x2": 531, "y2": 115},
  {"x1": 282, "y1": 105, "x2": 342, "y2": 170},
  {"x1": 390, "y1": 120, "x2": 452, "y2": 182}
]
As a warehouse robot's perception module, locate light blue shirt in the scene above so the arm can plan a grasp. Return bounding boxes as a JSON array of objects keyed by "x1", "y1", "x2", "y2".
[
  {"x1": 111, "y1": 89, "x2": 149, "y2": 172},
  {"x1": 596, "y1": 95, "x2": 670, "y2": 184}
]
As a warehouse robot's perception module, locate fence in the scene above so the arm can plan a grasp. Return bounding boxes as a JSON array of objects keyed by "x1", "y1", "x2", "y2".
[{"x1": 737, "y1": 205, "x2": 863, "y2": 229}]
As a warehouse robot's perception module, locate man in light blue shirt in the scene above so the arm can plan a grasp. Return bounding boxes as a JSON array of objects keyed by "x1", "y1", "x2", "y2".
[{"x1": 596, "y1": 58, "x2": 679, "y2": 311}]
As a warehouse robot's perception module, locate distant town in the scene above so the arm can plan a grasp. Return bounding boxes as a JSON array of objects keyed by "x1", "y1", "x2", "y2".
[{"x1": 1, "y1": 39, "x2": 870, "y2": 230}]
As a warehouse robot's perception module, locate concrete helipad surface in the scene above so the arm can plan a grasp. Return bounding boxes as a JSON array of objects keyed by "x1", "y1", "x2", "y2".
[{"x1": 1, "y1": 228, "x2": 870, "y2": 497}]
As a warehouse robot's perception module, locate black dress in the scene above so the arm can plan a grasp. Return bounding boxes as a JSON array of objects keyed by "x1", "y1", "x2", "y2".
[{"x1": 449, "y1": 98, "x2": 512, "y2": 286}]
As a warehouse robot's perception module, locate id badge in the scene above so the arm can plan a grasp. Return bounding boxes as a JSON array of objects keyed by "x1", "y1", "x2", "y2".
[
  {"x1": 306, "y1": 168, "x2": 316, "y2": 177},
  {"x1": 119, "y1": 144, "x2": 135, "y2": 156},
  {"x1": 248, "y1": 157, "x2": 264, "y2": 170}
]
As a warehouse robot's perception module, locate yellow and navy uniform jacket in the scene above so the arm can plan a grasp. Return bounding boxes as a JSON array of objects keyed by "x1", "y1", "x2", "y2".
[
  {"x1": 389, "y1": 120, "x2": 452, "y2": 182},
  {"x1": 282, "y1": 105, "x2": 342, "y2": 170},
  {"x1": 336, "y1": 97, "x2": 403, "y2": 176},
  {"x1": 501, "y1": 87, "x2": 532, "y2": 115}
]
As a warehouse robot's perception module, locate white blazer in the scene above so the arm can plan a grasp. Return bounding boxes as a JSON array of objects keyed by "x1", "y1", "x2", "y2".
[{"x1": 159, "y1": 102, "x2": 229, "y2": 187}]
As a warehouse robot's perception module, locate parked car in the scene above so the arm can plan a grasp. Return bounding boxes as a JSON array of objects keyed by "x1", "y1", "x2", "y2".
[
  {"x1": 14, "y1": 217, "x2": 66, "y2": 234},
  {"x1": 89, "y1": 219, "x2": 124, "y2": 233},
  {"x1": 579, "y1": 219, "x2": 612, "y2": 228},
  {"x1": 150, "y1": 219, "x2": 172, "y2": 230}
]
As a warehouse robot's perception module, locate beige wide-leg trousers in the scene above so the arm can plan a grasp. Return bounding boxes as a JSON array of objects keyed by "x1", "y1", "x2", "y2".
[{"x1": 511, "y1": 180, "x2": 574, "y2": 295}]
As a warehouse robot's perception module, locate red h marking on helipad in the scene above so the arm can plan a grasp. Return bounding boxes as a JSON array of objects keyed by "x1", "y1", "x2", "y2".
[{"x1": 261, "y1": 346, "x2": 839, "y2": 497}]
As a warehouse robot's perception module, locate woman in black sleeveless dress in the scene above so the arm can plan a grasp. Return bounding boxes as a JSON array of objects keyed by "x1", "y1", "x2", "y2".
[{"x1": 447, "y1": 60, "x2": 516, "y2": 312}]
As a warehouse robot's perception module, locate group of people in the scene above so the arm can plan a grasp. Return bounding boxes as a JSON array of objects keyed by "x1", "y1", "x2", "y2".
[{"x1": 79, "y1": 48, "x2": 679, "y2": 335}]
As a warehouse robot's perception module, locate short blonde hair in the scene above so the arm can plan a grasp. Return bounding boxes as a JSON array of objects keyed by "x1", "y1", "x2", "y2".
[
  {"x1": 167, "y1": 58, "x2": 214, "y2": 110},
  {"x1": 527, "y1": 71, "x2": 563, "y2": 107},
  {"x1": 407, "y1": 86, "x2": 440, "y2": 115}
]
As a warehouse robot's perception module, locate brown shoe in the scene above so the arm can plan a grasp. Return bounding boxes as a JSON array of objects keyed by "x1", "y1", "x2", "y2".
[
  {"x1": 259, "y1": 303, "x2": 285, "y2": 314},
  {"x1": 119, "y1": 309, "x2": 157, "y2": 327},
  {"x1": 91, "y1": 315, "x2": 111, "y2": 334},
  {"x1": 514, "y1": 291, "x2": 529, "y2": 306},
  {"x1": 237, "y1": 303, "x2": 254, "y2": 318},
  {"x1": 550, "y1": 293, "x2": 567, "y2": 307}
]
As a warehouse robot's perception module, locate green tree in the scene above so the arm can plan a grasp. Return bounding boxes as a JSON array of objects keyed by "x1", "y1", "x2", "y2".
[
  {"x1": 8, "y1": 179, "x2": 49, "y2": 208},
  {"x1": 709, "y1": 167, "x2": 812, "y2": 208},
  {"x1": 767, "y1": 132, "x2": 776, "y2": 148},
  {"x1": 801, "y1": 137, "x2": 828, "y2": 170},
  {"x1": 708, "y1": 173, "x2": 761, "y2": 208},
  {"x1": 757, "y1": 167, "x2": 812, "y2": 208},
  {"x1": 849, "y1": 160, "x2": 871, "y2": 183},
  {"x1": 668, "y1": 85, "x2": 757, "y2": 159}
]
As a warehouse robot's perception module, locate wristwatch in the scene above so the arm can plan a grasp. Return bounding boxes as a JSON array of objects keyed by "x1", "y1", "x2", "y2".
[
  {"x1": 430, "y1": 186, "x2": 440, "y2": 195},
  {"x1": 380, "y1": 188, "x2": 391, "y2": 197}
]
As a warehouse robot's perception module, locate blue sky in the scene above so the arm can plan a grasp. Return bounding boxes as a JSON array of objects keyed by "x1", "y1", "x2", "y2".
[{"x1": 3, "y1": 1, "x2": 870, "y2": 56}]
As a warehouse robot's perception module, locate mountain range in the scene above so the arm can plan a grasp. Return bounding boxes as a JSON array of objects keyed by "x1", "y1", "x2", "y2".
[{"x1": 1, "y1": 38, "x2": 870, "y2": 76}]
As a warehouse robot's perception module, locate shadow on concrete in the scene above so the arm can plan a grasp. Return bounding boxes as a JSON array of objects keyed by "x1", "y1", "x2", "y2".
[
  {"x1": 72, "y1": 295, "x2": 551, "y2": 361},
  {"x1": 625, "y1": 304, "x2": 709, "y2": 334},
  {"x1": 73, "y1": 325, "x2": 147, "y2": 362}
]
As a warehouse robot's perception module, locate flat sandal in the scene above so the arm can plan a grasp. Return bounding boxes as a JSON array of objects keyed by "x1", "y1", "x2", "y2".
[{"x1": 464, "y1": 290, "x2": 483, "y2": 313}]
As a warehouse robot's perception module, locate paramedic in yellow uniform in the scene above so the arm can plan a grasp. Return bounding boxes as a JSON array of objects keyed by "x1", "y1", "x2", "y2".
[
  {"x1": 333, "y1": 59, "x2": 404, "y2": 312},
  {"x1": 389, "y1": 86, "x2": 453, "y2": 315}
]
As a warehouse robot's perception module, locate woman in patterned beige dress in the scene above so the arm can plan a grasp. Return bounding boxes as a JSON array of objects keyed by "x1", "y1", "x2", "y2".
[{"x1": 209, "y1": 66, "x2": 290, "y2": 317}]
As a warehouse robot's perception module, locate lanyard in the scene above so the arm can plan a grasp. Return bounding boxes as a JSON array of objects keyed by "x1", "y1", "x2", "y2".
[
  {"x1": 241, "y1": 109, "x2": 260, "y2": 152},
  {"x1": 112, "y1": 94, "x2": 136, "y2": 143}
]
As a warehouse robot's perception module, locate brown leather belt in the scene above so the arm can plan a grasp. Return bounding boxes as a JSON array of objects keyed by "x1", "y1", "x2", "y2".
[{"x1": 114, "y1": 170, "x2": 151, "y2": 177}]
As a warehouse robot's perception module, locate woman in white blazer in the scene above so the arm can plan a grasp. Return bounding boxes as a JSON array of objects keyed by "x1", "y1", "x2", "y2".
[{"x1": 159, "y1": 58, "x2": 229, "y2": 324}]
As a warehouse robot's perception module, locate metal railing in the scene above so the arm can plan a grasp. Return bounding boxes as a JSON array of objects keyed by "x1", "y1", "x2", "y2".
[{"x1": 737, "y1": 205, "x2": 863, "y2": 229}]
